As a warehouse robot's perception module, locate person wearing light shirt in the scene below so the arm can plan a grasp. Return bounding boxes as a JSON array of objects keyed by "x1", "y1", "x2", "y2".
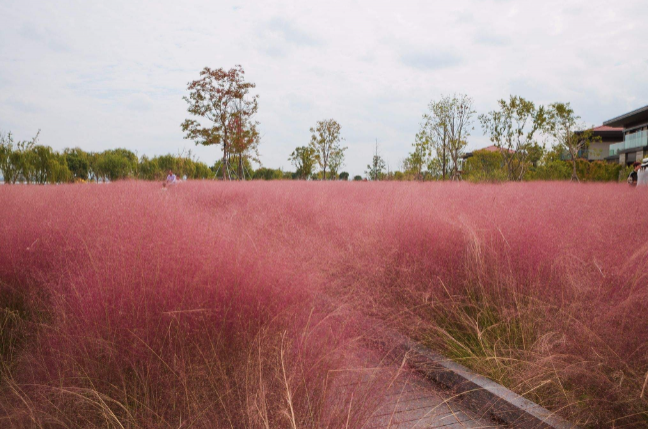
[
  {"x1": 638, "y1": 158, "x2": 648, "y2": 186},
  {"x1": 166, "y1": 170, "x2": 177, "y2": 184}
]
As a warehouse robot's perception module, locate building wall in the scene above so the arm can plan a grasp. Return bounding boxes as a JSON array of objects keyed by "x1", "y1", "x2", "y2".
[{"x1": 588, "y1": 142, "x2": 611, "y2": 160}]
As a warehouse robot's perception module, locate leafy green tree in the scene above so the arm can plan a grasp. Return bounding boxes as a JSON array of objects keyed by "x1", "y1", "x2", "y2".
[
  {"x1": 404, "y1": 130, "x2": 429, "y2": 179},
  {"x1": 0, "y1": 132, "x2": 20, "y2": 184},
  {"x1": 181, "y1": 65, "x2": 259, "y2": 180},
  {"x1": 479, "y1": 96, "x2": 546, "y2": 181},
  {"x1": 0, "y1": 131, "x2": 72, "y2": 184},
  {"x1": 154, "y1": 154, "x2": 180, "y2": 177},
  {"x1": 353, "y1": 175, "x2": 362, "y2": 181},
  {"x1": 47, "y1": 154, "x2": 72, "y2": 184},
  {"x1": 289, "y1": 146, "x2": 316, "y2": 179},
  {"x1": 545, "y1": 102, "x2": 600, "y2": 182},
  {"x1": 308, "y1": 119, "x2": 346, "y2": 180},
  {"x1": 87, "y1": 152, "x2": 102, "y2": 182},
  {"x1": 138, "y1": 156, "x2": 160, "y2": 180},
  {"x1": 338, "y1": 172, "x2": 349, "y2": 181},
  {"x1": 327, "y1": 148, "x2": 345, "y2": 180},
  {"x1": 365, "y1": 141, "x2": 386, "y2": 181},
  {"x1": 28, "y1": 145, "x2": 59, "y2": 184},
  {"x1": 526, "y1": 142, "x2": 545, "y2": 168},
  {"x1": 64, "y1": 148, "x2": 90, "y2": 181},
  {"x1": 193, "y1": 161, "x2": 213, "y2": 179},
  {"x1": 365, "y1": 158, "x2": 384, "y2": 180},
  {"x1": 95, "y1": 149, "x2": 137, "y2": 182},
  {"x1": 7, "y1": 131, "x2": 41, "y2": 183}
]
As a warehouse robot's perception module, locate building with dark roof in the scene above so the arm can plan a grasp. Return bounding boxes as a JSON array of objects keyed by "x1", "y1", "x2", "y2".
[
  {"x1": 603, "y1": 105, "x2": 648, "y2": 165},
  {"x1": 572, "y1": 125, "x2": 624, "y2": 161}
]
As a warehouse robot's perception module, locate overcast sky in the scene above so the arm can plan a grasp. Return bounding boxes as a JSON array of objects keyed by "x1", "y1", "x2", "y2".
[{"x1": 1, "y1": 0, "x2": 647, "y2": 176}]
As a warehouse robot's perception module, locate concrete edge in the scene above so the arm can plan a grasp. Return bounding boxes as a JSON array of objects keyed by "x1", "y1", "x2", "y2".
[{"x1": 383, "y1": 331, "x2": 576, "y2": 429}]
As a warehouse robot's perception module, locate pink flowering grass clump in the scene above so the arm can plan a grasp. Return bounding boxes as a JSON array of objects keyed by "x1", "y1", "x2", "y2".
[
  {"x1": 0, "y1": 180, "x2": 647, "y2": 427},
  {"x1": 0, "y1": 182, "x2": 377, "y2": 428}
]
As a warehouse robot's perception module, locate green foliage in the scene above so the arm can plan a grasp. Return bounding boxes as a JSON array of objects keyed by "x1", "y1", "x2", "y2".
[
  {"x1": 338, "y1": 172, "x2": 349, "y2": 181},
  {"x1": 353, "y1": 175, "x2": 362, "y2": 181},
  {"x1": 529, "y1": 160, "x2": 571, "y2": 181},
  {"x1": 528, "y1": 159, "x2": 621, "y2": 182},
  {"x1": 545, "y1": 102, "x2": 601, "y2": 182},
  {"x1": 289, "y1": 146, "x2": 316, "y2": 179},
  {"x1": 526, "y1": 142, "x2": 545, "y2": 168},
  {"x1": 404, "y1": 130, "x2": 429, "y2": 179},
  {"x1": 0, "y1": 132, "x2": 17, "y2": 183},
  {"x1": 138, "y1": 156, "x2": 160, "y2": 180},
  {"x1": 365, "y1": 154, "x2": 386, "y2": 181},
  {"x1": 479, "y1": 96, "x2": 546, "y2": 181},
  {"x1": 181, "y1": 65, "x2": 259, "y2": 180},
  {"x1": 253, "y1": 167, "x2": 283, "y2": 180},
  {"x1": 212, "y1": 158, "x2": 252, "y2": 180},
  {"x1": 463, "y1": 143, "x2": 622, "y2": 183},
  {"x1": 64, "y1": 148, "x2": 90, "y2": 181},
  {"x1": 618, "y1": 165, "x2": 634, "y2": 183},
  {"x1": 462, "y1": 150, "x2": 508, "y2": 182},
  {"x1": 95, "y1": 149, "x2": 137, "y2": 181},
  {"x1": 1, "y1": 129, "x2": 217, "y2": 184},
  {"x1": 422, "y1": 94, "x2": 476, "y2": 180},
  {"x1": 308, "y1": 119, "x2": 346, "y2": 180}
]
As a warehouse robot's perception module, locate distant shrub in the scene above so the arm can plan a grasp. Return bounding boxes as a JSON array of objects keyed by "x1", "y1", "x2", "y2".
[
  {"x1": 253, "y1": 167, "x2": 284, "y2": 180},
  {"x1": 463, "y1": 150, "x2": 508, "y2": 182},
  {"x1": 528, "y1": 159, "x2": 571, "y2": 180}
]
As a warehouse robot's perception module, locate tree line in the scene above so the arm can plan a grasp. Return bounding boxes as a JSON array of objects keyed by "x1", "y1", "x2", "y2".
[
  {"x1": 0, "y1": 132, "x2": 214, "y2": 184},
  {"x1": 1, "y1": 64, "x2": 628, "y2": 184},
  {"x1": 180, "y1": 65, "x2": 622, "y2": 183},
  {"x1": 0, "y1": 130, "x2": 352, "y2": 183},
  {"x1": 397, "y1": 94, "x2": 614, "y2": 182}
]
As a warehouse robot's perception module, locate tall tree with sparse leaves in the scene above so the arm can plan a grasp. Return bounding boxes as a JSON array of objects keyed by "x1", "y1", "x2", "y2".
[
  {"x1": 308, "y1": 119, "x2": 346, "y2": 180},
  {"x1": 479, "y1": 96, "x2": 546, "y2": 181},
  {"x1": 365, "y1": 140, "x2": 386, "y2": 181},
  {"x1": 545, "y1": 102, "x2": 599, "y2": 182},
  {"x1": 421, "y1": 94, "x2": 475, "y2": 180},
  {"x1": 181, "y1": 65, "x2": 259, "y2": 180},
  {"x1": 228, "y1": 100, "x2": 260, "y2": 180}
]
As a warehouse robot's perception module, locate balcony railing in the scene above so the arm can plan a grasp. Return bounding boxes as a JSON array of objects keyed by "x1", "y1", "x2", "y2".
[{"x1": 609, "y1": 130, "x2": 648, "y2": 156}]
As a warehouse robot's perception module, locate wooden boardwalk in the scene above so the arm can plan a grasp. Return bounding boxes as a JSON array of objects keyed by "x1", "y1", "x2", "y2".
[
  {"x1": 364, "y1": 371, "x2": 498, "y2": 428},
  {"x1": 331, "y1": 349, "x2": 500, "y2": 428}
]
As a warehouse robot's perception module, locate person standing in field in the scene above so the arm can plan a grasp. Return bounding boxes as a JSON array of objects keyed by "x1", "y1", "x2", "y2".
[
  {"x1": 166, "y1": 170, "x2": 177, "y2": 185},
  {"x1": 628, "y1": 162, "x2": 641, "y2": 186},
  {"x1": 637, "y1": 158, "x2": 648, "y2": 187}
]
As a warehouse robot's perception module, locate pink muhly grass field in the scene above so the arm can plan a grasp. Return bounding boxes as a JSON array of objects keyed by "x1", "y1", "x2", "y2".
[{"x1": 1, "y1": 181, "x2": 647, "y2": 427}]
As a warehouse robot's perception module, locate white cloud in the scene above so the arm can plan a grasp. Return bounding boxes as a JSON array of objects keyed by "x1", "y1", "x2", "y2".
[{"x1": 0, "y1": 0, "x2": 647, "y2": 176}]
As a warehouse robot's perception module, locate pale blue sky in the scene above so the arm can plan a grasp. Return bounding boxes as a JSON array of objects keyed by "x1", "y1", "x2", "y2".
[{"x1": 1, "y1": 0, "x2": 647, "y2": 176}]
